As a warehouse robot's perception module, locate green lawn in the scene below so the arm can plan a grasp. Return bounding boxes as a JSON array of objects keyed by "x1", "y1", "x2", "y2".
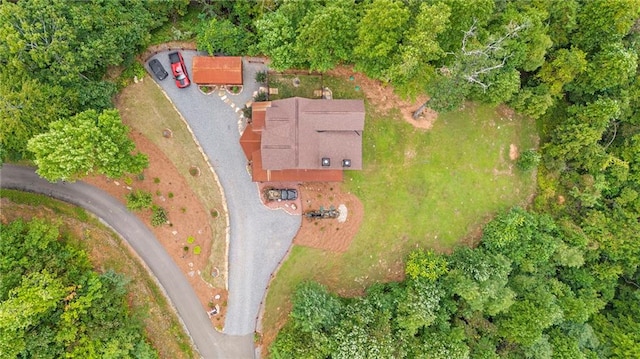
[
  {"x1": 268, "y1": 73, "x2": 323, "y2": 100},
  {"x1": 262, "y1": 85, "x2": 538, "y2": 342}
]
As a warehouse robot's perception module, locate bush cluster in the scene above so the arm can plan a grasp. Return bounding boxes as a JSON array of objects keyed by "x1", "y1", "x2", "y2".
[
  {"x1": 151, "y1": 206, "x2": 168, "y2": 227},
  {"x1": 516, "y1": 149, "x2": 541, "y2": 171},
  {"x1": 125, "y1": 190, "x2": 153, "y2": 211}
]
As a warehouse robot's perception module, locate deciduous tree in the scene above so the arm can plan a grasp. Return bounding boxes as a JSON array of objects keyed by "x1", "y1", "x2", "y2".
[
  {"x1": 27, "y1": 109, "x2": 148, "y2": 182},
  {"x1": 197, "y1": 17, "x2": 250, "y2": 56},
  {"x1": 353, "y1": 0, "x2": 409, "y2": 80},
  {"x1": 294, "y1": 0, "x2": 358, "y2": 72},
  {"x1": 388, "y1": 2, "x2": 450, "y2": 98}
]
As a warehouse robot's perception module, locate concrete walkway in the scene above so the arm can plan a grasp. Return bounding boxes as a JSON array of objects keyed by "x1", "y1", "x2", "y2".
[{"x1": 147, "y1": 50, "x2": 301, "y2": 336}]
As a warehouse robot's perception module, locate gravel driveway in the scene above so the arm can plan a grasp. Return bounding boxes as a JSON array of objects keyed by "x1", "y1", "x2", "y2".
[{"x1": 147, "y1": 50, "x2": 301, "y2": 337}]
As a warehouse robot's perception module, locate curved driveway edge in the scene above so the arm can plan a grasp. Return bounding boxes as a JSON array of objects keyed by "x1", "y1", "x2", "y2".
[
  {"x1": 147, "y1": 50, "x2": 301, "y2": 336},
  {"x1": 0, "y1": 164, "x2": 254, "y2": 359}
]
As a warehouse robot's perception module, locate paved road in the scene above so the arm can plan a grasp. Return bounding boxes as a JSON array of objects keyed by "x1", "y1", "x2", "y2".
[
  {"x1": 1, "y1": 164, "x2": 254, "y2": 358},
  {"x1": 149, "y1": 51, "x2": 301, "y2": 336}
]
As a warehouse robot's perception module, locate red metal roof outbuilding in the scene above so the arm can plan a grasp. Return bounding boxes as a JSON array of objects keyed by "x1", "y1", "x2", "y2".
[{"x1": 192, "y1": 56, "x2": 243, "y2": 86}]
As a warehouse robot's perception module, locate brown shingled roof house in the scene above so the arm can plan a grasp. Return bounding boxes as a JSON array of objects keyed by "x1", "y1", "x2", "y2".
[
  {"x1": 192, "y1": 56, "x2": 243, "y2": 86},
  {"x1": 240, "y1": 97, "x2": 365, "y2": 182}
]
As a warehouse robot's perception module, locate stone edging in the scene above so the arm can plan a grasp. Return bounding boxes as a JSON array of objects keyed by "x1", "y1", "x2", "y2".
[{"x1": 216, "y1": 90, "x2": 247, "y2": 135}]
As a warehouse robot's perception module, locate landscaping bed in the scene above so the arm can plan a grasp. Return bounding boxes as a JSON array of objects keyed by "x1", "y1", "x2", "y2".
[{"x1": 84, "y1": 76, "x2": 229, "y2": 330}]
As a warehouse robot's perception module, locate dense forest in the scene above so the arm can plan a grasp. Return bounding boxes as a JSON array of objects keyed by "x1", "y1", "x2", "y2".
[
  {"x1": 0, "y1": 218, "x2": 157, "y2": 358},
  {"x1": 0, "y1": 0, "x2": 191, "y2": 179},
  {"x1": 1, "y1": 0, "x2": 639, "y2": 358}
]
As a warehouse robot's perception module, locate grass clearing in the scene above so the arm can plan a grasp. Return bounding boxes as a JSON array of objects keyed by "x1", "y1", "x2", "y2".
[
  {"x1": 1, "y1": 190, "x2": 195, "y2": 359},
  {"x1": 268, "y1": 73, "x2": 323, "y2": 100},
  {"x1": 262, "y1": 80, "x2": 538, "y2": 344},
  {"x1": 116, "y1": 77, "x2": 228, "y2": 288},
  {"x1": 322, "y1": 75, "x2": 366, "y2": 100}
]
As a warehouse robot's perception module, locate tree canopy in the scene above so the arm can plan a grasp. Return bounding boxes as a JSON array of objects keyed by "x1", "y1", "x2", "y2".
[
  {"x1": 0, "y1": 218, "x2": 157, "y2": 358},
  {"x1": 27, "y1": 109, "x2": 148, "y2": 182},
  {"x1": 270, "y1": 208, "x2": 626, "y2": 357},
  {"x1": 260, "y1": 4, "x2": 640, "y2": 353},
  {"x1": 0, "y1": 0, "x2": 184, "y2": 172}
]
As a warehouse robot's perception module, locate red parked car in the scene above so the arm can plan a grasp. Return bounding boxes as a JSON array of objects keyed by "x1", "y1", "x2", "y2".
[{"x1": 168, "y1": 52, "x2": 190, "y2": 88}]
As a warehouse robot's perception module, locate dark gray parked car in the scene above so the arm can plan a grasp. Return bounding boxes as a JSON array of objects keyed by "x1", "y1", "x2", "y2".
[
  {"x1": 149, "y1": 59, "x2": 168, "y2": 80},
  {"x1": 265, "y1": 188, "x2": 298, "y2": 201}
]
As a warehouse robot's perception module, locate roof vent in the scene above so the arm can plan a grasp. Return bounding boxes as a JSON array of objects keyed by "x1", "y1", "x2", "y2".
[
  {"x1": 342, "y1": 159, "x2": 351, "y2": 167},
  {"x1": 321, "y1": 157, "x2": 331, "y2": 167}
]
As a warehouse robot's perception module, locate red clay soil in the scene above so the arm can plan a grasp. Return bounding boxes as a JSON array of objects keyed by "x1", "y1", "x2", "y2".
[
  {"x1": 326, "y1": 65, "x2": 438, "y2": 130},
  {"x1": 83, "y1": 130, "x2": 228, "y2": 330},
  {"x1": 257, "y1": 181, "x2": 364, "y2": 253},
  {"x1": 293, "y1": 182, "x2": 364, "y2": 252}
]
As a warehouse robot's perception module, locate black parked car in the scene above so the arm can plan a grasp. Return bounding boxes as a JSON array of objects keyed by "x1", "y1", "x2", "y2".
[
  {"x1": 265, "y1": 188, "x2": 298, "y2": 201},
  {"x1": 149, "y1": 59, "x2": 168, "y2": 80}
]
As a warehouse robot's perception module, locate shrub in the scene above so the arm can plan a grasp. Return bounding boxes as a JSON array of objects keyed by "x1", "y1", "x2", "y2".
[
  {"x1": 516, "y1": 149, "x2": 541, "y2": 171},
  {"x1": 242, "y1": 106, "x2": 252, "y2": 119},
  {"x1": 151, "y1": 206, "x2": 168, "y2": 227},
  {"x1": 255, "y1": 71, "x2": 268, "y2": 84},
  {"x1": 125, "y1": 190, "x2": 153, "y2": 211},
  {"x1": 168, "y1": 192, "x2": 174, "y2": 198},
  {"x1": 193, "y1": 245, "x2": 201, "y2": 255},
  {"x1": 117, "y1": 61, "x2": 147, "y2": 89},
  {"x1": 171, "y1": 26, "x2": 193, "y2": 41},
  {"x1": 153, "y1": 177, "x2": 160, "y2": 184},
  {"x1": 187, "y1": 236, "x2": 195, "y2": 244},
  {"x1": 254, "y1": 91, "x2": 268, "y2": 102}
]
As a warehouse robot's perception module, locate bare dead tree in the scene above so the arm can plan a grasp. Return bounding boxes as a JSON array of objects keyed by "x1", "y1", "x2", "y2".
[{"x1": 413, "y1": 20, "x2": 527, "y2": 119}]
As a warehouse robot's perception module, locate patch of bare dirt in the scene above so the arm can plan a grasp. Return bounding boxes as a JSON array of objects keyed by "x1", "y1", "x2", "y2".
[
  {"x1": 509, "y1": 144, "x2": 519, "y2": 160},
  {"x1": 83, "y1": 130, "x2": 227, "y2": 329},
  {"x1": 325, "y1": 65, "x2": 437, "y2": 130},
  {"x1": 293, "y1": 182, "x2": 364, "y2": 253},
  {"x1": 497, "y1": 104, "x2": 516, "y2": 120}
]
